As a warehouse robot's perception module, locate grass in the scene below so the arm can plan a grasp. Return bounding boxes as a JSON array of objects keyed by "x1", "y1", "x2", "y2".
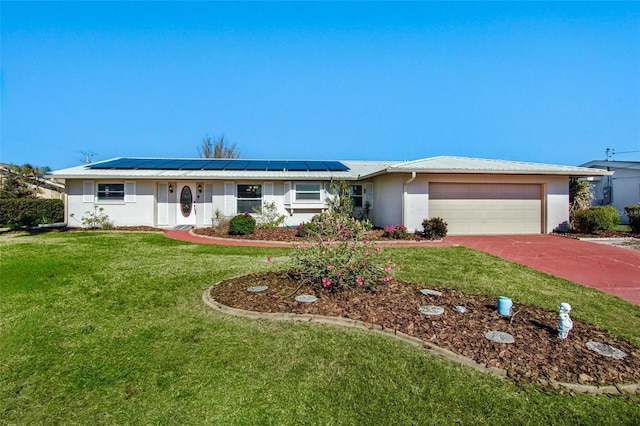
[{"x1": 1, "y1": 231, "x2": 639, "y2": 425}]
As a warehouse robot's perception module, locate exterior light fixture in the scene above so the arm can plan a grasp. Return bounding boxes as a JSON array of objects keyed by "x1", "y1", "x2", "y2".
[
  {"x1": 198, "y1": 184, "x2": 202, "y2": 193},
  {"x1": 169, "y1": 184, "x2": 173, "y2": 193}
]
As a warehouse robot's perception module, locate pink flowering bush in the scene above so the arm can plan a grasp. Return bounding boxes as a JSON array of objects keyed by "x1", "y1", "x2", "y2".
[
  {"x1": 289, "y1": 202, "x2": 397, "y2": 291},
  {"x1": 382, "y1": 224, "x2": 409, "y2": 239}
]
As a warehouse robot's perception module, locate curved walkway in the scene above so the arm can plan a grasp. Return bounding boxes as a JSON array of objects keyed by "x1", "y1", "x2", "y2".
[{"x1": 165, "y1": 230, "x2": 640, "y2": 305}]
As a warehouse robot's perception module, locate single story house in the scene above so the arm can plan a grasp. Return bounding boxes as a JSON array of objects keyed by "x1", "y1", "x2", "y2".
[
  {"x1": 580, "y1": 160, "x2": 640, "y2": 225},
  {"x1": 48, "y1": 156, "x2": 610, "y2": 235}
]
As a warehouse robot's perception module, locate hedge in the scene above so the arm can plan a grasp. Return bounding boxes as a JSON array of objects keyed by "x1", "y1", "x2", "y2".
[
  {"x1": 0, "y1": 198, "x2": 64, "y2": 228},
  {"x1": 572, "y1": 206, "x2": 619, "y2": 233},
  {"x1": 624, "y1": 205, "x2": 640, "y2": 234}
]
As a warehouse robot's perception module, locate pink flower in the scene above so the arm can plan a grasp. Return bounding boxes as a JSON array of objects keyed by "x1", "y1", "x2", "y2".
[
  {"x1": 271, "y1": 293, "x2": 278, "y2": 299},
  {"x1": 365, "y1": 251, "x2": 370, "y2": 257},
  {"x1": 322, "y1": 277, "x2": 332, "y2": 287},
  {"x1": 267, "y1": 257, "x2": 273, "y2": 263},
  {"x1": 326, "y1": 263, "x2": 333, "y2": 269},
  {"x1": 356, "y1": 277, "x2": 364, "y2": 286},
  {"x1": 384, "y1": 276, "x2": 393, "y2": 282},
  {"x1": 360, "y1": 261, "x2": 366, "y2": 267},
  {"x1": 375, "y1": 247, "x2": 380, "y2": 254},
  {"x1": 384, "y1": 266, "x2": 392, "y2": 272},
  {"x1": 337, "y1": 271, "x2": 343, "y2": 276}
]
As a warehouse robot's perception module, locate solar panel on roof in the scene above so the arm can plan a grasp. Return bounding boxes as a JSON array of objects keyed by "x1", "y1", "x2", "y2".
[
  {"x1": 306, "y1": 161, "x2": 328, "y2": 171},
  {"x1": 224, "y1": 160, "x2": 251, "y2": 170},
  {"x1": 178, "y1": 160, "x2": 207, "y2": 170},
  {"x1": 325, "y1": 161, "x2": 349, "y2": 171},
  {"x1": 245, "y1": 160, "x2": 269, "y2": 171},
  {"x1": 88, "y1": 158, "x2": 350, "y2": 172},
  {"x1": 266, "y1": 161, "x2": 287, "y2": 171},
  {"x1": 199, "y1": 160, "x2": 228, "y2": 170},
  {"x1": 286, "y1": 161, "x2": 308, "y2": 171}
]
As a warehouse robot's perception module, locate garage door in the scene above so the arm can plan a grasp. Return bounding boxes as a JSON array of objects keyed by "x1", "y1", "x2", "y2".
[{"x1": 429, "y1": 183, "x2": 542, "y2": 235}]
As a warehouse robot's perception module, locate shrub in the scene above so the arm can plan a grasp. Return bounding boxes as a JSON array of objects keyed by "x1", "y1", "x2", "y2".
[
  {"x1": 624, "y1": 205, "x2": 640, "y2": 234},
  {"x1": 382, "y1": 224, "x2": 409, "y2": 239},
  {"x1": 71, "y1": 205, "x2": 113, "y2": 229},
  {"x1": 0, "y1": 198, "x2": 64, "y2": 229},
  {"x1": 296, "y1": 212, "x2": 370, "y2": 240},
  {"x1": 253, "y1": 201, "x2": 286, "y2": 229},
  {"x1": 572, "y1": 206, "x2": 619, "y2": 233},
  {"x1": 228, "y1": 213, "x2": 256, "y2": 235},
  {"x1": 289, "y1": 187, "x2": 398, "y2": 291},
  {"x1": 422, "y1": 217, "x2": 448, "y2": 240}
]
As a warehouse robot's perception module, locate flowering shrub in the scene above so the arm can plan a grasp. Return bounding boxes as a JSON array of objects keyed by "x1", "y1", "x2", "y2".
[
  {"x1": 289, "y1": 234, "x2": 396, "y2": 291},
  {"x1": 253, "y1": 201, "x2": 286, "y2": 229},
  {"x1": 382, "y1": 224, "x2": 409, "y2": 239},
  {"x1": 290, "y1": 210, "x2": 397, "y2": 291}
]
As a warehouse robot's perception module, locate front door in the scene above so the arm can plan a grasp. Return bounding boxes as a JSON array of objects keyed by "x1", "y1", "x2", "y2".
[{"x1": 176, "y1": 183, "x2": 197, "y2": 226}]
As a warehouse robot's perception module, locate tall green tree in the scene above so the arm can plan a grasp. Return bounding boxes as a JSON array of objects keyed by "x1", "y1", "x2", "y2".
[
  {"x1": 198, "y1": 135, "x2": 240, "y2": 159},
  {"x1": 0, "y1": 163, "x2": 49, "y2": 199}
]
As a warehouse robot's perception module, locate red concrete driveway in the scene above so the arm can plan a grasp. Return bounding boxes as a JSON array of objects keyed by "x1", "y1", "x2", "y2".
[
  {"x1": 165, "y1": 230, "x2": 640, "y2": 305},
  {"x1": 447, "y1": 235, "x2": 640, "y2": 305}
]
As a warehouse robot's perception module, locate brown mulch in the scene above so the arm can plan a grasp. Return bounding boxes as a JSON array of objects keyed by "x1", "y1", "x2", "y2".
[
  {"x1": 210, "y1": 271, "x2": 640, "y2": 387},
  {"x1": 553, "y1": 229, "x2": 639, "y2": 239},
  {"x1": 194, "y1": 227, "x2": 425, "y2": 242}
]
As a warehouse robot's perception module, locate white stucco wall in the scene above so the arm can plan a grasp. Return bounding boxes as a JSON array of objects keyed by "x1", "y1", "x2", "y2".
[
  {"x1": 66, "y1": 180, "x2": 156, "y2": 227},
  {"x1": 589, "y1": 169, "x2": 640, "y2": 224},
  {"x1": 65, "y1": 175, "x2": 572, "y2": 233},
  {"x1": 371, "y1": 175, "x2": 404, "y2": 229}
]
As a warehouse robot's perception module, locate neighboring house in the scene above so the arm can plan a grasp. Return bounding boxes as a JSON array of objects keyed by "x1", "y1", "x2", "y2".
[
  {"x1": 0, "y1": 163, "x2": 65, "y2": 200},
  {"x1": 580, "y1": 160, "x2": 640, "y2": 225},
  {"x1": 48, "y1": 156, "x2": 609, "y2": 235}
]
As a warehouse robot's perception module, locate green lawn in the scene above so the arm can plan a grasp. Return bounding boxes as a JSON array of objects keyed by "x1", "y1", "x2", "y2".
[{"x1": 1, "y1": 231, "x2": 639, "y2": 425}]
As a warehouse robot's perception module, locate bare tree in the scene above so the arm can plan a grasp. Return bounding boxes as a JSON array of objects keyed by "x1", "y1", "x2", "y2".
[{"x1": 198, "y1": 135, "x2": 240, "y2": 159}]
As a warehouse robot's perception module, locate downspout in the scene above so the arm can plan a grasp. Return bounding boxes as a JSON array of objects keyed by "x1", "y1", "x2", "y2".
[{"x1": 403, "y1": 172, "x2": 417, "y2": 228}]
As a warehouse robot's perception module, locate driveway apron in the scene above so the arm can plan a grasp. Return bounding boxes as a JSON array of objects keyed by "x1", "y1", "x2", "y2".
[{"x1": 447, "y1": 235, "x2": 640, "y2": 306}]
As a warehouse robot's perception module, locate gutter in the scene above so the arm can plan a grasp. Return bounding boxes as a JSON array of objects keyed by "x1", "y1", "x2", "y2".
[{"x1": 403, "y1": 172, "x2": 417, "y2": 227}]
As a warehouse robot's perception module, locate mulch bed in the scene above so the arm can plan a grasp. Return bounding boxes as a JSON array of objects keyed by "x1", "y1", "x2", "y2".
[
  {"x1": 194, "y1": 227, "x2": 426, "y2": 242},
  {"x1": 210, "y1": 271, "x2": 640, "y2": 387}
]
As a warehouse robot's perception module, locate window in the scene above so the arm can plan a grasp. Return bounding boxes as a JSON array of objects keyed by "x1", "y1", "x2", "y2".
[
  {"x1": 97, "y1": 183, "x2": 125, "y2": 201},
  {"x1": 350, "y1": 185, "x2": 363, "y2": 208},
  {"x1": 237, "y1": 184, "x2": 262, "y2": 213},
  {"x1": 180, "y1": 186, "x2": 193, "y2": 217},
  {"x1": 295, "y1": 183, "x2": 321, "y2": 201}
]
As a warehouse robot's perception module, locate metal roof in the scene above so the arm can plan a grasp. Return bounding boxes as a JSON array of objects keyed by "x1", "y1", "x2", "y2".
[
  {"x1": 388, "y1": 156, "x2": 612, "y2": 176},
  {"x1": 48, "y1": 156, "x2": 611, "y2": 179}
]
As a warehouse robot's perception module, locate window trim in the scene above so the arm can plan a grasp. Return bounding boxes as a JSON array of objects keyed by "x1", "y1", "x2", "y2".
[
  {"x1": 236, "y1": 183, "x2": 263, "y2": 214},
  {"x1": 96, "y1": 182, "x2": 125, "y2": 202},
  {"x1": 350, "y1": 184, "x2": 364, "y2": 208},
  {"x1": 294, "y1": 182, "x2": 323, "y2": 203}
]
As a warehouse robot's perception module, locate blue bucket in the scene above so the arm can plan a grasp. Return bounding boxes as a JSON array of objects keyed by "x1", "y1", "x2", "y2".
[{"x1": 497, "y1": 296, "x2": 512, "y2": 316}]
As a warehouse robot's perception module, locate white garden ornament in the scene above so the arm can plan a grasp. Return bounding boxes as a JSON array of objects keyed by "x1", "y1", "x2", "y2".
[{"x1": 557, "y1": 302, "x2": 573, "y2": 339}]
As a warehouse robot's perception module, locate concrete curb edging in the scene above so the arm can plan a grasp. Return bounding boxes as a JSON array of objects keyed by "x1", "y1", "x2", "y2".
[{"x1": 202, "y1": 286, "x2": 638, "y2": 395}]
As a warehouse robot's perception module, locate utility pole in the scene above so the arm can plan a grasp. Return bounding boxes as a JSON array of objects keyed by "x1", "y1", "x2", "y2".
[{"x1": 605, "y1": 147, "x2": 614, "y2": 161}]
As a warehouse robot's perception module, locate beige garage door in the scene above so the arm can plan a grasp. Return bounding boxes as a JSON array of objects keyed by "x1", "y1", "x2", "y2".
[{"x1": 429, "y1": 183, "x2": 542, "y2": 235}]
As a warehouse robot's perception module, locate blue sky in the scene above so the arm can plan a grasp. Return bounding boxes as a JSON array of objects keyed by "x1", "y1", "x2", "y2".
[{"x1": 1, "y1": 1, "x2": 639, "y2": 170}]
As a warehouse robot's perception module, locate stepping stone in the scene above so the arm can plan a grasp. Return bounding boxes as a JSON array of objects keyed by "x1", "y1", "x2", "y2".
[
  {"x1": 295, "y1": 294, "x2": 318, "y2": 303},
  {"x1": 420, "y1": 289, "x2": 442, "y2": 296},
  {"x1": 453, "y1": 306, "x2": 467, "y2": 313},
  {"x1": 485, "y1": 331, "x2": 515, "y2": 344},
  {"x1": 418, "y1": 305, "x2": 444, "y2": 315},
  {"x1": 247, "y1": 285, "x2": 268, "y2": 293},
  {"x1": 586, "y1": 341, "x2": 627, "y2": 360}
]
